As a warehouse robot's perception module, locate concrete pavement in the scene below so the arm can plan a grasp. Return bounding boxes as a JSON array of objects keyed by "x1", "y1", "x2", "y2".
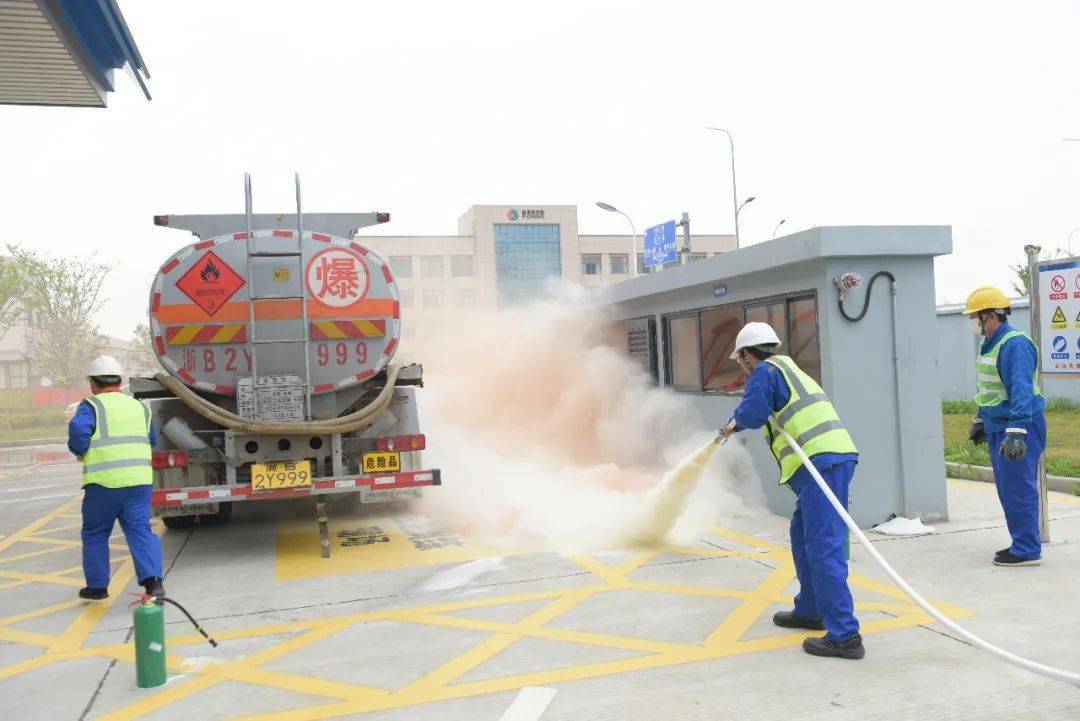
[{"x1": 0, "y1": 453, "x2": 1077, "y2": 720}]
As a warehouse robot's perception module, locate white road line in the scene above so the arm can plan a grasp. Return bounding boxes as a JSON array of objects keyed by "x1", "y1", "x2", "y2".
[
  {"x1": 0, "y1": 482, "x2": 78, "y2": 493},
  {"x1": 498, "y1": 687, "x2": 558, "y2": 721},
  {"x1": 0, "y1": 492, "x2": 76, "y2": 505}
]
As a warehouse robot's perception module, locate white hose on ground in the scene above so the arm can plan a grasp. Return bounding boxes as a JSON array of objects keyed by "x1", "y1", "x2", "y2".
[{"x1": 774, "y1": 420, "x2": 1080, "y2": 687}]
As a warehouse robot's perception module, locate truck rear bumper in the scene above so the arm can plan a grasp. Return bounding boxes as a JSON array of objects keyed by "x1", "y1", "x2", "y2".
[{"x1": 152, "y1": 469, "x2": 441, "y2": 508}]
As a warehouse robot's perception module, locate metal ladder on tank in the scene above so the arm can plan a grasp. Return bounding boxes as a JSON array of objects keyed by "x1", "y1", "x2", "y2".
[
  {"x1": 243, "y1": 173, "x2": 336, "y2": 556},
  {"x1": 242, "y1": 172, "x2": 314, "y2": 422}
]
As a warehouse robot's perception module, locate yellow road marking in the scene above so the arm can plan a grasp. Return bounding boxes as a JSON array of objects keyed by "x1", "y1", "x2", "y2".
[
  {"x1": 0, "y1": 498, "x2": 975, "y2": 721},
  {"x1": 0, "y1": 497, "x2": 77, "y2": 554}
]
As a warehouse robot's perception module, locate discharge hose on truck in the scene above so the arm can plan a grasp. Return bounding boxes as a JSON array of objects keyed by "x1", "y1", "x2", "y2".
[
  {"x1": 153, "y1": 363, "x2": 401, "y2": 435},
  {"x1": 773, "y1": 419, "x2": 1080, "y2": 687}
]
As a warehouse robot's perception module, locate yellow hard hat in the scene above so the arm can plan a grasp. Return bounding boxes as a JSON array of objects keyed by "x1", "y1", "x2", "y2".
[{"x1": 964, "y1": 286, "x2": 1011, "y2": 314}]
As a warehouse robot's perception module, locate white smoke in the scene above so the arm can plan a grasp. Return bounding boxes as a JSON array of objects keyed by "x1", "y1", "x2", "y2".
[{"x1": 408, "y1": 293, "x2": 763, "y2": 552}]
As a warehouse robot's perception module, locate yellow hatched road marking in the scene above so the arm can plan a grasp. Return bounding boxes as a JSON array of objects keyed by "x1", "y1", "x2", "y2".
[{"x1": 0, "y1": 498, "x2": 975, "y2": 721}]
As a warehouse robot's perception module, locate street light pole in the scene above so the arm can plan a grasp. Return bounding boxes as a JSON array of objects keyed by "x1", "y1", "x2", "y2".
[
  {"x1": 772, "y1": 219, "x2": 787, "y2": 239},
  {"x1": 596, "y1": 202, "x2": 639, "y2": 278},
  {"x1": 706, "y1": 127, "x2": 741, "y2": 249},
  {"x1": 1067, "y1": 226, "x2": 1080, "y2": 256},
  {"x1": 735, "y1": 196, "x2": 756, "y2": 243}
]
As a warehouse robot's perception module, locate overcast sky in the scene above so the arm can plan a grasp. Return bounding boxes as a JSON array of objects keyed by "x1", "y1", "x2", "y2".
[{"x1": 2, "y1": 0, "x2": 1079, "y2": 338}]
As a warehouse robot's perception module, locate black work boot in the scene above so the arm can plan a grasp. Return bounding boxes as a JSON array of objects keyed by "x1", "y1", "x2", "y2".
[
  {"x1": 773, "y1": 611, "x2": 825, "y2": 630},
  {"x1": 142, "y1": 577, "x2": 166, "y2": 598},
  {"x1": 993, "y1": 551, "x2": 1040, "y2": 567},
  {"x1": 79, "y1": 587, "x2": 108, "y2": 601},
  {"x1": 994, "y1": 548, "x2": 1010, "y2": 560},
  {"x1": 803, "y1": 633, "x2": 865, "y2": 660}
]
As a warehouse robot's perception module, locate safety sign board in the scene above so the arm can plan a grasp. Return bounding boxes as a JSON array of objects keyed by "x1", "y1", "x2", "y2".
[
  {"x1": 644, "y1": 220, "x2": 677, "y2": 268},
  {"x1": 175, "y1": 251, "x2": 245, "y2": 317},
  {"x1": 1038, "y1": 258, "x2": 1080, "y2": 373}
]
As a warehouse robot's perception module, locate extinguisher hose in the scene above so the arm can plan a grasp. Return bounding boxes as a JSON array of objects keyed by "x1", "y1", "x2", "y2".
[{"x1": 158, "y1": 596, "x2": 218, "y2": 648}]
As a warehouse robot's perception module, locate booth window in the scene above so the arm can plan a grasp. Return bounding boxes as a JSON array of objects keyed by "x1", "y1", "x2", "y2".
[
  {"x1": 665, "y1": 314, "x2": 701, "y2": 391},
  {"x1": 787, "y1": 296, "x2": 820, "y2": 382},
  {"x1": 610, "y1": 254, "x2": 629, "y2": 275},
  {"x1": 744, "y1": 301, "x2": 788, "y2": 348},
  {"x1": 700, "y1": 306, "x2": 744, "y2": 392},
  {"x1": 661, "y1": 291, "x2": 820, "y2": 394}
]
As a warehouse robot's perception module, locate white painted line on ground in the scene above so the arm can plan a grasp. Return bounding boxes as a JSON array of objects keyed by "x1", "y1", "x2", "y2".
[
  {"x1": 498, "y1": 687, "x2": 558, "y2": 721},
  {"x1": 0, "y1": 482, "x2": 78, "y2": 493},
  {"x1": 0, "y1": 492, "x2": 76, "y2": 505}
]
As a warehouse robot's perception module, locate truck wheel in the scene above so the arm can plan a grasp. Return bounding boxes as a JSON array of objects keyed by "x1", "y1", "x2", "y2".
[
  {"x1": 198, "y1": 502, "x2": 233, "y2": 526},
  {"x1": 162, "y1": 515, "x2": 196, "y2": 530}
]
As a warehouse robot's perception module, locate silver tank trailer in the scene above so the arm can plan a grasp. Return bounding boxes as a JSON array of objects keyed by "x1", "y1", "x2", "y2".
[{"x1": 134, "y1": 175, "x2": 439, "y2": 556}]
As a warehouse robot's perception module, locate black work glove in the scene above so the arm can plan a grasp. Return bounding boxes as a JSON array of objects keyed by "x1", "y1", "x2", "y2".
[
  {"x1": 968, "y1": 419, "x2": 986, "y2": 445},
  {"x1": 1000, "y1": 432, "x2": 1027, "y2": 461}
]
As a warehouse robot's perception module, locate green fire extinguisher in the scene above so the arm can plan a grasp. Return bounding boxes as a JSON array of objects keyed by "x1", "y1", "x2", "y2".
[
  {"x1": 132, "y1": 594, "x2": 218, "y2": 688},
  {"x1": 134, "y1": 598, "x2": 167, "y2": 688}
]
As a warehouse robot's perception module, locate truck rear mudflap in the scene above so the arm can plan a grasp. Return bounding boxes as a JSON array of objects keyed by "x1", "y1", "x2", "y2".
[{"x1": 152, "y1": 469, "x2": 441, "y2": 508}]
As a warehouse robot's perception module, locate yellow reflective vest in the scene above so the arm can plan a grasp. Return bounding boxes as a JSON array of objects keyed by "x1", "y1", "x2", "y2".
[
  {"x1": 974, "y1": 329, "x2": 1042, "y2": 408},
  {"x1": 762, "y1": 356, "x2": 858, "y2": 484},
  {"x1": 82, "y1": 392, "x2": 153, "y2": 488}
]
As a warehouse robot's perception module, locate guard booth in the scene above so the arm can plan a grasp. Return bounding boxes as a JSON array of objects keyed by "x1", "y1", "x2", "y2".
[{"x1": 601, "y1": 226, "x2": 952, "y2": 527}]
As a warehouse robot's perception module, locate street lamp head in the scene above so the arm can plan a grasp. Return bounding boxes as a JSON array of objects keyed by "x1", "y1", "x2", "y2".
[
  {"x1": 745, "y1": 196, "x2": 756, "y2": 204},
  {"x1": 778, "y1": 219, "x2": 786, "y2": 226},
  {"x1": 596, "y1": 202, "x2": 619, "y2": 213}
]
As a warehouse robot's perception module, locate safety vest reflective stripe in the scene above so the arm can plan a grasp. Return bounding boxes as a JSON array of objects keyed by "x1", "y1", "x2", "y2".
[
  {"x1": 973, "y1": 330, "x2": 1042, "y2": 408},
  {"x1": 762, "y1": 356, "x2": 858, "y2": 484},
  {"x1": 82, "y1": 393, "x2": 153, "y2": 488}
]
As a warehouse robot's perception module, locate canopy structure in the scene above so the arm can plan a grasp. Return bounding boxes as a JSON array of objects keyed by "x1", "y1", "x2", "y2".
[{"x1": 0, "y1": 0, "x2": 149, "y2": 107}]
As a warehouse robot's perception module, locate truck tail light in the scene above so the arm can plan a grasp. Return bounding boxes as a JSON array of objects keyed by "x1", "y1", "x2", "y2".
[
  {"x1": 153, "y1": 215, "x2": 169, "y2": 226},
  {"x1": 152, "y1": 450, "x2": 188, "y2": 469},
  {"x1": 375, "y1": 212, "x2": 390, "y2": 224},
  {"x1": 376, "y1": 434, "x2": 425, "y2": 452}
]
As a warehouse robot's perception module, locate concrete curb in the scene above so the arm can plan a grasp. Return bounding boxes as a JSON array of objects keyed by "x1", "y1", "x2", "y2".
[{"x1": 946, "y1": 461, "x2": 1080, "y2": 494}]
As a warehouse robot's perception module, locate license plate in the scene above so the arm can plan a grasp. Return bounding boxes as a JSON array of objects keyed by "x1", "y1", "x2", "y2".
[
  {"x1": 159, "y1": 503, "x2": 217, "y2": 517},
  {"x1": 360, "y1": 487, "x2": 421, "y2": 503},
  {"x1": 361, "y1": 451, "x2": 401, "y2": 474},
  {"x1": 251, "y1": 460, "x2": 312, "y2": 491}
]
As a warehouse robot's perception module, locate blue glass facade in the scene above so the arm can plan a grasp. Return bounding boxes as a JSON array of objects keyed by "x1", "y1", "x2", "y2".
[{"x1": 493, "y1": 224, "x2": 561, "y2": 306}]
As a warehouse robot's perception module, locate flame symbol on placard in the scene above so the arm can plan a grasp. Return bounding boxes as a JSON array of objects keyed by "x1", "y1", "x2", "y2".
[{"x1": 200, "y1": 259, "x2": 221, "y2": 283}]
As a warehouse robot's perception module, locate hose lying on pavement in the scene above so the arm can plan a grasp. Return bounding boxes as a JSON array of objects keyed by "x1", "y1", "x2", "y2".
[
  {"x1": 775, "y1": 419, "x2": 1080, "y2": 687},
  {"x1": 154, "y1": 364, "x2": 400, "y2": 435}
]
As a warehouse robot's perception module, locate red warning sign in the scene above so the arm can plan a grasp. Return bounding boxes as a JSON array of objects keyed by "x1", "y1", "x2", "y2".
[
  {"x1": 175, "y1": 251, "x2": 246, "y2": 317},
  {"x1": 1049, "y1": 274, "x2": 1067, "y2": 300}
]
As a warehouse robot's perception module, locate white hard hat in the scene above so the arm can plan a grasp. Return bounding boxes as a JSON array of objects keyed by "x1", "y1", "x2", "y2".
[
  {"x1": 87, "y1": 355, "x2": 124, "y2": 378},
  {"x1": 730, "y1": 322, "x2": 782, "y2": 359}
]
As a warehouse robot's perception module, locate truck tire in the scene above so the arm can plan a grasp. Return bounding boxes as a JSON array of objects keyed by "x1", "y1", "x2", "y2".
[
  {"x1": 162, "y1": 514, "x2": 196, "y2": 530},
  {"x1": 198, "y1": 502, "x2": 233, "y2": 526}
]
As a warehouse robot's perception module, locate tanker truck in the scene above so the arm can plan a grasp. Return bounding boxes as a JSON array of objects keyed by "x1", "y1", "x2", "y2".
[{"x1": 131, "y1": 174, "x2": 439, "y2": 556}]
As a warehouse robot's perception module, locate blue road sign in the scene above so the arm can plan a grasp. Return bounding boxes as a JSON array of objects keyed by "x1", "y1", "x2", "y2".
[
  {"x1": 714, "y1": 283, "x2": 728, "y2": 298},
  {"x1": 643, "y1": 220, "x2": 677, "y2": 268}
]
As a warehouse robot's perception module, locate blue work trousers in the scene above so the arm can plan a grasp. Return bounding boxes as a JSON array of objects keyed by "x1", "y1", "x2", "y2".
[
  {"x1": 788, "y1": 460, "x2": 860, "y2": 642},
  {"x1": 81, "y1": 483, "x2": 163, "y2": 589},
  {"x1": 987, "y1": 413, "x2": 1046, "y2": 560}
]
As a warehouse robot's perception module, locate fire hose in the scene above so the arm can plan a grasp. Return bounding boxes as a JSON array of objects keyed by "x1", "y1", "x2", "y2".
[
  {"x1": 153, "y1": 363, "x2": 401, "y2": 435},
  {"x1": 774, "y1": 419, "x2": 1080, "y2": 687}
]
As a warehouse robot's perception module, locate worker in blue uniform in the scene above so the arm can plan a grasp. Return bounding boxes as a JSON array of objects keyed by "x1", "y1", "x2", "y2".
[
  {"x1": 68, "y1": 356, "x2": 165, "y2": 600},
  {"x1": 719, "y1": 322, "x2": 863, "y2": 659},
  {"x1": 965, "y1": 286, "x2": 1046, "y2": 566}
]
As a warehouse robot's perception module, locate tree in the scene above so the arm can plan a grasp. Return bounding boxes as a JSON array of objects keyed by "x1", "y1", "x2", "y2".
[
  {"x1": 11, "y1": 248, "x2": 110, "y2": 388},
  {"x1": 127, "y1": 323, "x2": 161, "y2": 377},
  {"x1": 1010, "y1": 246, "x2": 1069, "y2": 297},
  {"x1": 0, "y1": 251, "x2": 25, "y2": 340}
]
